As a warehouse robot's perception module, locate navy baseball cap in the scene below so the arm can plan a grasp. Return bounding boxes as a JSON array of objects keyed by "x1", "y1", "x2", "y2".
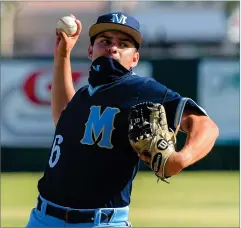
[{"x1": 89, "y1": 12, "x2": 142, "y2": 48}]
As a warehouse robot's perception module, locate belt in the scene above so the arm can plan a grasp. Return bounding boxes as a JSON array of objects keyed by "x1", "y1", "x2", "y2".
[{"x1": 37, "y1": 197, "x2": 112, "y2": 224}]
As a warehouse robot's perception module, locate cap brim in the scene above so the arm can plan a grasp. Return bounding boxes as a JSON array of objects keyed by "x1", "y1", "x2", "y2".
[{"x1": 89, "y1": 23, "x2": 142, "y2": 46}]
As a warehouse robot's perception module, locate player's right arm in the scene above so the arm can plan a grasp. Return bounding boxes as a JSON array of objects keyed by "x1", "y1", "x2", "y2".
[{"x1": 52, "y1": 16, "x2": 82, "y2": 126}]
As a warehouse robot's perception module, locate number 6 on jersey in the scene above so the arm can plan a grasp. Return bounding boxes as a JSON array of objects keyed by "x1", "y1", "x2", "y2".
[{"x1": 49, "y1": 135, "x2": 63, "y2": 168}]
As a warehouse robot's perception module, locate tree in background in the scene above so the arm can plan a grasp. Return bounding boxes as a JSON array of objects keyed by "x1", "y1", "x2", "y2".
[{"x1": 1, "y1": 2, "x2": 22, "y2": 57}]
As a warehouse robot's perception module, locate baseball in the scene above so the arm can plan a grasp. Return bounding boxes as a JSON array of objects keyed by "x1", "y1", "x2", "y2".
[{"x1": 57, "y1": 16, "x2": 78, "y2": 36}]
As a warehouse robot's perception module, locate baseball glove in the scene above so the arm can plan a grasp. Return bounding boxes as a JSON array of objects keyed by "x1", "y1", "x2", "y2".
[{"x1": 128, "y1": 102, "x2": 177, "y2": 183}]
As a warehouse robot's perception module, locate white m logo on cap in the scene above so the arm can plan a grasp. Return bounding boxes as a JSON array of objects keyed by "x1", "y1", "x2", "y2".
[{"x1": 112, "y1": 14, "x2": 127, "y2": 24}]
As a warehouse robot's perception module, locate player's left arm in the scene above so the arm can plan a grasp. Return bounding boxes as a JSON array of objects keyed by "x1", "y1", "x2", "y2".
[{"x1": 178, "y1": 108, "x2": 219, "y2": 168}]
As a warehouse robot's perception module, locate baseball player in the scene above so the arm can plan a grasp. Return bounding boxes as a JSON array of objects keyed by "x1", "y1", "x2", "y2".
[{"x1": 26, "y1": 12, "x2": 219, "y2": 227}]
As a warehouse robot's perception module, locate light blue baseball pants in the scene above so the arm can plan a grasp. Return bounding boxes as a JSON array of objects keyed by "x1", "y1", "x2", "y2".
[{"x1": 26, "y1": 195, "x2": 132, "y2": 227}]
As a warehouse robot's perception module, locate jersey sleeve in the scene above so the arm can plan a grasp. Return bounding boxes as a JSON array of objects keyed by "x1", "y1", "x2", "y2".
[{"x1": 138, "y1": 78, "x2": 208, "y2": 132}]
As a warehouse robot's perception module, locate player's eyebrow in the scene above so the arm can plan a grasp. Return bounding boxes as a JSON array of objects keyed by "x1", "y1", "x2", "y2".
[
  {"x1": 96, "y1": 34, "x2": 112, "y2": 40},
  {"x1": 119, "y1": 37, "x2": 133, "y2": 43}
]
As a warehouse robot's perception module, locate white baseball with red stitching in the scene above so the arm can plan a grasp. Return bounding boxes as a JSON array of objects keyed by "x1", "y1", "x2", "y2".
[{"x1": 57, "y1": 16, "x2": 77, "y2": 36}]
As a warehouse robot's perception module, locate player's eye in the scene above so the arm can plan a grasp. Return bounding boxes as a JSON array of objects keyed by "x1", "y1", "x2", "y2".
[
  {"x1": 101, "y1": 39, "x2": 110, "y2": 44},
  {"x1": 120, "y1": 43, "x2": 128, "y2": 47}
]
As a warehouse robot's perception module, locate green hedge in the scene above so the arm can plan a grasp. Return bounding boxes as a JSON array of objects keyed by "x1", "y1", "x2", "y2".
[{"x1": 1, "y1": 145, "x2": 239, "y2": 172}]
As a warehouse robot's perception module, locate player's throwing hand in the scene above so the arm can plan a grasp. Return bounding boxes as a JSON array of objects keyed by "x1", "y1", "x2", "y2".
[{"x1": 54, "y1": 14, "x2": 82, "y2": 57}]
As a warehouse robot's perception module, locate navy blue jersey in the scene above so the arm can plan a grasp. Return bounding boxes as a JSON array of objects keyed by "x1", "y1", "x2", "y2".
[{"x1": 38, "y1": 57, "x2": 206, "y2": 209}]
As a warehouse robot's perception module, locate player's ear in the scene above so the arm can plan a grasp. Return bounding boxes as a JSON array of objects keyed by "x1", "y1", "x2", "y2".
[
  {"x1": 131, "y1": 51, "x2": 140, "y2": 68},
  {"x1": 88, "y1": 44, "x2": 93, "y2": 60}
]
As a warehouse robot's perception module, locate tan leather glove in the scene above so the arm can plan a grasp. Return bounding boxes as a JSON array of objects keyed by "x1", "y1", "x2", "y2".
[{"x1": 128, "y1": 102, "x2": 177, "y2": 183}]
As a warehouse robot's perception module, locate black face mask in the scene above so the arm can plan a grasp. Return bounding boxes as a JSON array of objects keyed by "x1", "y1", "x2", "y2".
[{"x1": 88, "y1": 56, "x2": 132, "y2": 88}]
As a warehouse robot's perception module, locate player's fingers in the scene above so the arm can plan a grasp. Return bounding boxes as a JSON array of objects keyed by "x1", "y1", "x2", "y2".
[
  {"x1": 55, "y1": 36, "x2": 60, "y2": 44},
  {"x1": 74, "y1": 19, "x2": 82, "y2": 36},
  {"x1": 56, "y1": 29, "x2": 61, "y2": 38},
  {"x1": 55, "y1": 29, "x2": 61, "y2": 45},
  {"x1": 56, "y1": 36, "x2": 61, "y2": 46},
  {"x1": 58, "y1": 30, "x2": 69, "y2": 42}
]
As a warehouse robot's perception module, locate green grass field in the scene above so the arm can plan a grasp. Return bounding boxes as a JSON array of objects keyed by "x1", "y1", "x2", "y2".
[{"x1": 1, "y1": 171, "x2": 239, "y2": 227}]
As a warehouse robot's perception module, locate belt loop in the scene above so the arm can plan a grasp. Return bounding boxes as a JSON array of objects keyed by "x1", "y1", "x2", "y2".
[
  {"x1": 39, "y1": 196, "x2": 47, "y2": 217},
  {"x1": 65, "y1": 209, "x2": 69, "y2": 222},
  {"x1": 107, "y1": 208, "x2": 116, "y2": 224},
  {"x1": 93, "y1": 209, "x2": 101, "y2": 226}
]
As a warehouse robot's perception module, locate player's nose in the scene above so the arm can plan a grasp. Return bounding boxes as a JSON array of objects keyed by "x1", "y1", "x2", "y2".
[{"x1": 108, "y1": 45, "x2": 118, "y2": 54}]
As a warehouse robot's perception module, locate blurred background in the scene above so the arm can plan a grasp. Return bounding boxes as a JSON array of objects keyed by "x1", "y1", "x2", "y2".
[{"x1": 1, "y1": 1, "x2": 240, "y2": 227}]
